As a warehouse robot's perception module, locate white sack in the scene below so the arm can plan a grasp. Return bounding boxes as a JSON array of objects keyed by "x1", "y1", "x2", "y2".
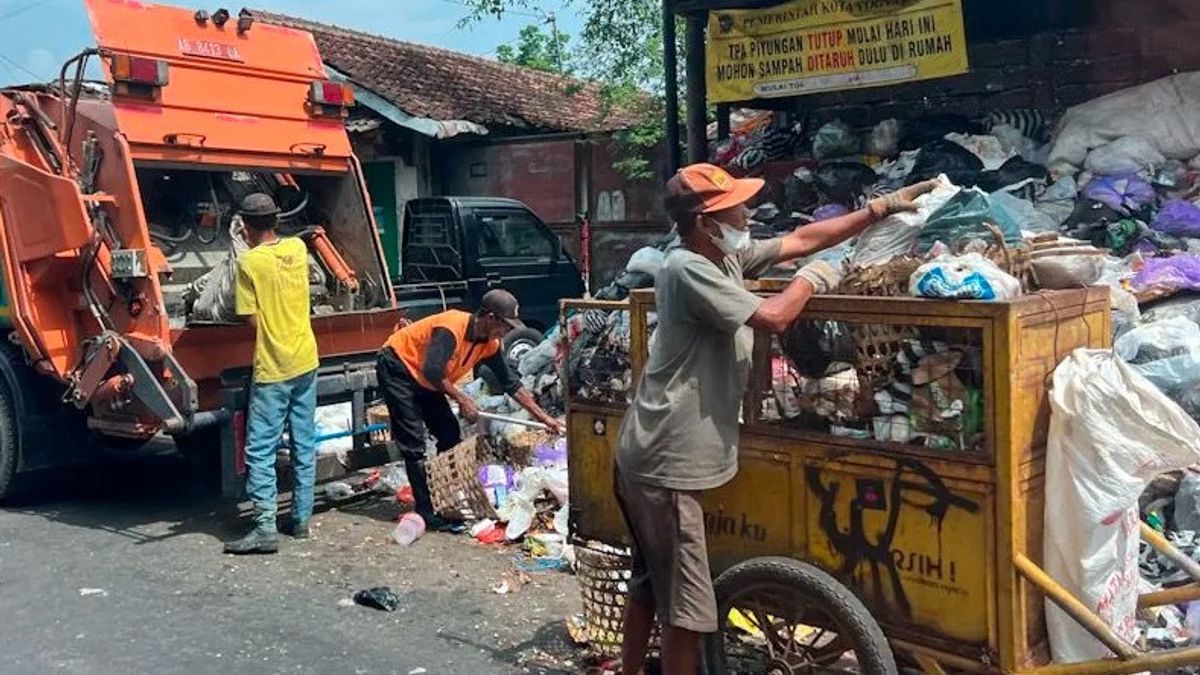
[
  {"x1": 1083, "y1": 136, "x2": 1165, "y2": 177},
  {"x1": 1048, "y1": 72, "x2": 1200, "y2": 177},
  {"x1": 1045, "y1": 350, "x2": 1200, "y2": 663}
]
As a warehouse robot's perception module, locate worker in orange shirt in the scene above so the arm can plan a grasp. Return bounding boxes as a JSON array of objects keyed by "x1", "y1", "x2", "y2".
[{"x1": 377, "y1": 289, "x2": 563, "y2": 530}]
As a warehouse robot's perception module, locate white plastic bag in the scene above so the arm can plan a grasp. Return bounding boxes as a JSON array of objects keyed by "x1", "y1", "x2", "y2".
[
  {"x1": 866, "y1": 118, "x2": 901, "y2": 158},
  {"x1": 850, "y1": 175, "x2": 957, "y2": 267},
  {"x1": 909, "y1": 253, "x2": 1021, "y2": 301},
  {"x1": 945, "y1": 132, "x2": 1017, "y2": 170},
  {"x1": 314, "y1": 402, "x2": 353, "y2": 455},
  {"x1": 991, "y1": 123, "x2": 1049, "y2": 165},
  {"x1": 1113, "y1": 317, "x2": 1200, "y2": 392},
  {"x1": 1045, "y1": 349, "x2": 1200, "y2": 663},
  {"x1": 190, "y1": 216, "x2": 250, "y2": 323}
]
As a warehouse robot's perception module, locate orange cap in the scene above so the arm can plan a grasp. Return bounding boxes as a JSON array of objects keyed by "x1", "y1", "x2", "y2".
[{"x1": 664, "y1": 163, "x2": 764, "y2": 215}]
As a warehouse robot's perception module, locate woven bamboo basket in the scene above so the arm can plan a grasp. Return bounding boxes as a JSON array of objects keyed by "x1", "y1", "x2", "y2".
[
  {"x1": 575, "y1": 543, "x2": 661, "y2": 659},
  {"x1": 488, "y1": 429, "x2": 545, "y2": 468},
  {"x1": 851, "y1": 322, "x2": 921, "y2": 389},
  {"x1": 426, "y1": 435, "x2": 497, "y2": 522},
  {"x1": 367, "y1": 404, "x2": 391, "y2": 447}
]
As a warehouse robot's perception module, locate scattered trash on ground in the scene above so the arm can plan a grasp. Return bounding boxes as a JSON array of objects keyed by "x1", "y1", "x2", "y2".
[
  {"x1": 353, "y1": 586, "x2": 401, "y2": 612},
  {"x1": 492, "y1": 568, "x2": 532, "y2": 595}
]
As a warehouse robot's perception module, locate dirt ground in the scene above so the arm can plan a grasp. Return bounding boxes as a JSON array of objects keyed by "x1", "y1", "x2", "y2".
[{"x1": 0, "y1": 452, "x2": 594, "y2": 675}]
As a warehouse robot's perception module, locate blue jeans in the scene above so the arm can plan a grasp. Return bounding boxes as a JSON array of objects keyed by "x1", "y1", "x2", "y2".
[{"x1": 244, "y1": 370, "x2": 317, "y2": 532}]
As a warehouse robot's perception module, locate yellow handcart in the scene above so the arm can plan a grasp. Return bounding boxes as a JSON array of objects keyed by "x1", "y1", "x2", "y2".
[{"x1": 563, "y1": 285, "x2": 1200, "y2": 674}]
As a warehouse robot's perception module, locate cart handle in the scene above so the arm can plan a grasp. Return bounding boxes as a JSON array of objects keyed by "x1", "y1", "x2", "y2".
[{"x1": 1012, "y1": 553, "x2": 1137, "y2": 660}]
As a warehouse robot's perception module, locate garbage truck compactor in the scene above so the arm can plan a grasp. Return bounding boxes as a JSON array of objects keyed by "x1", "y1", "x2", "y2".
[{"x1": 0, "y1": 0, "x2": 400, "y2": 499}]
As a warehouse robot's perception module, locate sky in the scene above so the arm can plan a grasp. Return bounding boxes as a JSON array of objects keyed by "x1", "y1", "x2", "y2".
[{"x1": 0, "y1": 0, "x2": 583, "y2": 85}]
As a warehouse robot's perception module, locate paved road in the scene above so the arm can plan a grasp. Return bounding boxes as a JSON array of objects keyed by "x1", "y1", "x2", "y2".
[{"x1": 0, "y1": 453, "x2": 581, "y2": 675}]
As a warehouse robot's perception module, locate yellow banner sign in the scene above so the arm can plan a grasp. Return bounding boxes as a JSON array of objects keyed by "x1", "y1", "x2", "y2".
[{"x1": 706, "y1": 0, "x2": 969, "y2": 103}]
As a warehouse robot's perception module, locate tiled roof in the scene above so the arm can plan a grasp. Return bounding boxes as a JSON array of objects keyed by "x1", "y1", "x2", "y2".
[{"x1": 250, "y1": 10, "x2": 635, "y2": 134}]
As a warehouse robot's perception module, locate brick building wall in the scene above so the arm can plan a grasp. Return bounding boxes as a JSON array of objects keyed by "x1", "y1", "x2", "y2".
[{"x1": 793, "y1": 0, "x2": 1200, "y2": 127}]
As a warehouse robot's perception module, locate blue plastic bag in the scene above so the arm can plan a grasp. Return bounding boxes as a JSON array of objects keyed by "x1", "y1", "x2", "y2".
[{"x1": 909, "y1": 253, "x2": 1022, "y2": 301}]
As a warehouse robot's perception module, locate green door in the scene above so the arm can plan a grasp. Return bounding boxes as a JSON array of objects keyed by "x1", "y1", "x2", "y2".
[{"x1": 362, "y1": 161, "x2": 399, "y2": 278}]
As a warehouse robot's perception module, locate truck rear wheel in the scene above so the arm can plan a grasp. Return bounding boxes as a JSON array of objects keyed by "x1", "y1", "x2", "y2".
[
  {"x1": 704, "y1": 557, "x2": 897, "y2": 675},
  {"x1": 503, "y1": 327, "x2": 545, "y2": 369},
  {"x1": 0, "y1": 366, "x2": 19, "y2": 502}
]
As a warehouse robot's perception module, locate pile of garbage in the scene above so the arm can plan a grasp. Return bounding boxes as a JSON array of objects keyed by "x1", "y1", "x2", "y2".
[{"x1": 708, "y1": 72, "x2": 1200, "y2": 329}]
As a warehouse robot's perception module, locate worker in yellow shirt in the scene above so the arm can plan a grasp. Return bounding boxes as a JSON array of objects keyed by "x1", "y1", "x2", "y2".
[{"x1": 224, "y1": 193, "x2": 320, "y2": 555}]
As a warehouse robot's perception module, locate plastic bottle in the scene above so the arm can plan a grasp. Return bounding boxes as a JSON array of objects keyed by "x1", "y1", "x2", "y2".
[{"x1": 391, "y1": 513, "x2": 425, "y2": 546}]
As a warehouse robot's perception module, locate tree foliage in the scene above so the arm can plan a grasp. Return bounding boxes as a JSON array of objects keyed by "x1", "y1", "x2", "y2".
[
  {"x1": 462, "y1": 0, "x2": 682, "y2": 180},
  {"x1": 496, "y1": 24, "x2": 574, "y2": 75}
]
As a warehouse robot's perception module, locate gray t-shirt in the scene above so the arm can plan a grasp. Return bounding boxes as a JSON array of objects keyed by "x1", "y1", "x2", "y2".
[{"x1": 615, "y1": 238, "x2": 782, "y2": 491}]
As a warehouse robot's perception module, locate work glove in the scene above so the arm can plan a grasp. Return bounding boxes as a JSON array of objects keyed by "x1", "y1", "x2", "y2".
[
  {"x1": 794, "y1": 260, "x2": 844, "y2": 295},
  {"x1": 866, "y1": 179, "x2": 941, "y2": 220}
]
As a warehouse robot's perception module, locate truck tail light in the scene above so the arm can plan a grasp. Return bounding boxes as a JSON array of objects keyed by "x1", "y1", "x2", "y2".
[
  {"x1": 309, "y1": 80, "x2": 354, "y2": 106},
  {"x1": 308, "y1": 80, "x2": 354, "y2": 117},
  {"x1": 111, "y1": 53, "x2": 169, "y2": 86}
]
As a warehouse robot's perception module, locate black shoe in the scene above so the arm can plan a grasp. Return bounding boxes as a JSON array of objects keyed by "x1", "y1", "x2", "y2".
[
  {"x1": 422, "y1": 514, "x2": 464, "y2": 533},
  {"x1": 285, "y1": 521, "x2": 310, "y2": 540},
  {"x1": 223, "y1": 528, "x2": 279, "y2": 554}
]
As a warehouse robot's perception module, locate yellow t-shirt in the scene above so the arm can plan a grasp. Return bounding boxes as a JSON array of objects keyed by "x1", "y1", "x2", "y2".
[{"x1": 235, "y1": 237, "x2": 319, "y2": 383}]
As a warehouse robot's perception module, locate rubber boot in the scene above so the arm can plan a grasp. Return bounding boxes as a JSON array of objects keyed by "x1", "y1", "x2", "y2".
[
  {"x1": 224, "y1": 505, "x2": 279, "y2": 554},
  {"x1": 284, "y1": 520, "x2": 310, "y2": 539},
  {"x1": 223, "y1": 527, "x2": 279, "y2": 554}
]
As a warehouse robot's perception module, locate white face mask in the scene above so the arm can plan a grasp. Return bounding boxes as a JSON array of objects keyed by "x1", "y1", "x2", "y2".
[{"x1": 708, "y1": 218, "x2": 751, "y2": 255}]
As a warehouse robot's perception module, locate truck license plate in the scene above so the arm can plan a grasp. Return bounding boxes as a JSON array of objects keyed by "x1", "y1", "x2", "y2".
[{"x1": 177, "y1": 38, "x2": 243, "y2": 62}]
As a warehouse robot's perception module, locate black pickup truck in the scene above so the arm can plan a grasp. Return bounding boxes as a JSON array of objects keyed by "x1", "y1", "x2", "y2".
[{"x1": 396, "y1": 197, "x2": 586, "y2": 364}]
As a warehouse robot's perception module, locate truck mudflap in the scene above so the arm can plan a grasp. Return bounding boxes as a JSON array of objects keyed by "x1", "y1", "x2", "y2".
[{"x1": 217, "y1": 354, "x2": 394, "y2": 498}]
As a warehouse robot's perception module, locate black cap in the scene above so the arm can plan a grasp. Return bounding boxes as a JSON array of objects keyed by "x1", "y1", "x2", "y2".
[
  {"x1": 480, "y1": 289, "x2": 525, "y2": 329},
  {"x1": 239, "y1": 192, "x2": 280, "y2": 217}
]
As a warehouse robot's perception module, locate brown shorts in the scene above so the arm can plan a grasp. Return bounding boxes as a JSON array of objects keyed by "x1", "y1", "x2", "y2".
[{"x1": 613, "y1": 467, "x2": 718, "y2": 633}]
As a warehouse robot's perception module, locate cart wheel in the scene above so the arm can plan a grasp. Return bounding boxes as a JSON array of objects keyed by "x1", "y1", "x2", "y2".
[{"x1": 704, "y1": 557, "x2": 897, "y2": 675}]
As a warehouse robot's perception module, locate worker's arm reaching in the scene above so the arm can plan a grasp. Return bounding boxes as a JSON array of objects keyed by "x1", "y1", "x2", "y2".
[
  {"x1": 476, "y1": 351, "x2": 564, "y2": 435},
  {"x1": 774, "y1": 179, "x2": 942, "y2": 262},
  {"x1": 421, "y1": 327, "x2": 563, "y2": 435}
]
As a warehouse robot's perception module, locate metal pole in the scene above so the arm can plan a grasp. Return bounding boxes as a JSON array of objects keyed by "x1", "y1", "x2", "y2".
[
  {"x1": 716, "y1": 103, "x2": 731, "y2": 141},
  {"x1": 663, "y1": 2, "x2": 681, "y2": 175},
  {"x1": 684, "y1": 11, "x2": 707, "y2": 164}
]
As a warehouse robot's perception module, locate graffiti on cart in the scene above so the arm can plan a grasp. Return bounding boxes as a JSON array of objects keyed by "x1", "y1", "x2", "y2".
[
  {"x1": 805, "y1": 458, "x2": 979, "y2": 617},
  {"x1": 705, "y1": 508, "x2": 769, "y2": 542}
]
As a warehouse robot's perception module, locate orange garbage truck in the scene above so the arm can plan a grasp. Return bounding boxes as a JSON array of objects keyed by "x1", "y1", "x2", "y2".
[{"x1": 0, "y1": 0, "x2": 399, "y2": 499}]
